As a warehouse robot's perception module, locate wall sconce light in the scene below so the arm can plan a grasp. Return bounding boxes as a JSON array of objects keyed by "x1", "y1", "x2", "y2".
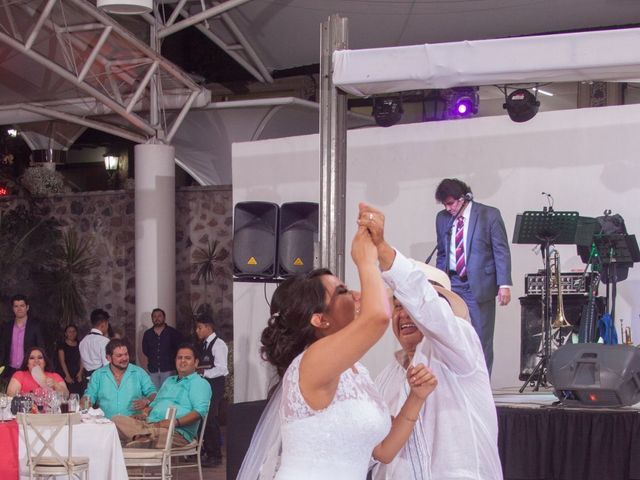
[{"x1": 103, "y1": 153, "x2": 119, "y2": 172}]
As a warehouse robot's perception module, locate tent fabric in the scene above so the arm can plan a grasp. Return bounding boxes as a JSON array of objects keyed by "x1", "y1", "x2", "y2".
[{"x1": 332, "y1": 27, "x2": 640, "y2": 97}]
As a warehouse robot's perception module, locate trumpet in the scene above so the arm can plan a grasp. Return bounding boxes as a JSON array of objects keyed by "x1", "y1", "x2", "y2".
[{"x1": 551, "y1": 250, "x2": 571, "y2": 328}]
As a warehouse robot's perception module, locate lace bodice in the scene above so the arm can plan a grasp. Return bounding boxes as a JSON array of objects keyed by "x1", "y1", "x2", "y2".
[{"x1": 275, "y1": 352, "x2": 391, "y2": 480}]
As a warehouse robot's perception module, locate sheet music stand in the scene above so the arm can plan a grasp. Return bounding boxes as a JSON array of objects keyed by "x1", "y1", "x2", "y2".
[
  {"x1": 513, "y1": 210, "x2": 580, "y2": 392},
  {"x1": 592, "y1": 233, "x2": 640, "y2": 321}
]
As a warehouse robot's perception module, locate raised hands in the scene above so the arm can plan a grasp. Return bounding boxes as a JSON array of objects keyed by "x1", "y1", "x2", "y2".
[
  {"x1": 407, "y1": 364, "x2": 438, "y2": 400},
  {"x1": 357, "y1": 203, "x2": 386, "y2": 246},
  {"x1": 351, "y1": 224, "x2": 377, "y2": 267}
]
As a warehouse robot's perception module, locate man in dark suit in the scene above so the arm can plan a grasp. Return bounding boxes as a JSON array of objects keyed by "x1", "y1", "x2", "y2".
[
  {"x1": 435, "y1": 178, "x2": 512, "y2": 373},
  {"x1": 1, "y1": 293, "x2": 45, "y2": 379}
]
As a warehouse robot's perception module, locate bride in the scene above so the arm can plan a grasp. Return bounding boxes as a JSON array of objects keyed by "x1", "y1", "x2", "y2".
[{"x1": 239, "y1": 206, "x2": 437, "y2": 479}]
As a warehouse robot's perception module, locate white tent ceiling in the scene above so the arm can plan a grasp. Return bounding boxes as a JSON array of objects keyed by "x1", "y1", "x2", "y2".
[{"x1": 1, "y1": 0, "x2": 640, "y2": 184}]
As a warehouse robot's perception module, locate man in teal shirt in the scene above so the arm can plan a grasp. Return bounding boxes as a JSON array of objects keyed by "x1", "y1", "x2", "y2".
[
  {"x1": 113, "y1": 344, "x2": 211, "y2": 448},
  {"x1": 83, "y1": 339, "x2": 156, "y2": 419}
]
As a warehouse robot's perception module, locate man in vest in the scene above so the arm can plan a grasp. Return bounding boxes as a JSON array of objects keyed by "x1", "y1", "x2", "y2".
[
  {"x1": 79, "y1": 308, "x2": 110, "y2": 379},
  {"x1": 195, "y1": 317, "x2": 228, "y2": 467}
]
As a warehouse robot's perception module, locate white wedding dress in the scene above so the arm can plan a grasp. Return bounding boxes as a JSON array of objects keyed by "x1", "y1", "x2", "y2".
[{"x1": 274, "y1": 352, "x2": 391, "y2": 480}]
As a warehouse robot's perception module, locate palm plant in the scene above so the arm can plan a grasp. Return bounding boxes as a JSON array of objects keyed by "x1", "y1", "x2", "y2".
[
  {"x1": 191, "y1": 239, "x2": 229, "y2": 321},
  {"x1": 44, "y1": 230, "x2": 99, "y2": 325}
]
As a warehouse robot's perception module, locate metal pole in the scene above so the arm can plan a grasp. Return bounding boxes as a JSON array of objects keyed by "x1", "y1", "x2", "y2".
[{"x1": 319, "y1": 15, "x2": 348, "y2": 279}]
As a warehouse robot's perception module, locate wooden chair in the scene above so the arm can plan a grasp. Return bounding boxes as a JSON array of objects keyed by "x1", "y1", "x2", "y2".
[
  {"x1": 18, "y1": 412, "x2": 90, "y2": 480},
  {"x1": 122, "y1": 407, "x2": 177, "y2": 480},
  {"x1": 170, "y1": 404, "x2": 210, "y2": 480}
]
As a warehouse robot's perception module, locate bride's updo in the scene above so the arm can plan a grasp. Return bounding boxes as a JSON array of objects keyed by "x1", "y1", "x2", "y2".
[{"x1": 260, "y1": 268, "x2": 333, "y2": 380}]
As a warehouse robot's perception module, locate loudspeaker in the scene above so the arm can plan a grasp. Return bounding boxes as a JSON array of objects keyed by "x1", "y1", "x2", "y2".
[
  {"x1": 549, "y1": 343, "x2": 640, "y2": 407},
  {"x1": 278, "y1": 202, "x2": 318, "y2": 277},
  {"x1": 519, "y1": 295, "x2": 605, "y2": 380},
  {"x1": 232, "y1": 202, "x2": 279, "y2": 278}
]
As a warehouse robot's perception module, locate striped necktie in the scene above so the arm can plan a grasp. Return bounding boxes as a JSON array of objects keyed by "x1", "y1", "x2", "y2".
[{"x1": 455, "y1": 216, "x2": 466, "y2": 277}]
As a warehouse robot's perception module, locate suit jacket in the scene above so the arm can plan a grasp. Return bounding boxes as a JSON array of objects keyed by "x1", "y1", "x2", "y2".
[
  {"x1": 0, "y1": 316, "x2": 46, "y2": 367},
  {"x1": 436, "y1": 201, "x2": 512, "y2": 303}
]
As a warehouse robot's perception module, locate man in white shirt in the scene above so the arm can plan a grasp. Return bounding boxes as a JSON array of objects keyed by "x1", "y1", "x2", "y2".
[
  {"x1": 359, "y1": 204, "x2": 503, "y2": 480},
  {"x1": 79, "y1": 308, "x2": 110, "y2": 378},
  {"x1": 195, "y1": 317, "x2": 228, "y2": 467}
]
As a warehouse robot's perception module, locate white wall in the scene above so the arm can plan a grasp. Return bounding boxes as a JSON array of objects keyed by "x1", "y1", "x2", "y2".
[{"x1": 232, "y1": 103, "x2": 640, "y2": 402}]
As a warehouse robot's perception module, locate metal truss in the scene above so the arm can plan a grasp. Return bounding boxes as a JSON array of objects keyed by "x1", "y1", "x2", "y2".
[
  {"x1": 0, "y1": 0, "x2": 210, "y2": 143},
  {"x1": 146, "y1": 0, "x2": 273, "y2": 83}
]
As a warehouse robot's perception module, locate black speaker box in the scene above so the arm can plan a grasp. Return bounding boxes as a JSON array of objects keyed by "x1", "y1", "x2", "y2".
[
  {"x1": 519, "y1": 295, "x2": 605, "y2": 381},
  {"x1": 232, "y1": 202, "x2": 279, "y2": 278},
  {"x1": 278, "y1": 202, "x2": 318, "y2": 277},
  {"x1": 549, "y1": 343, "x2": 640, "y2": 407}
]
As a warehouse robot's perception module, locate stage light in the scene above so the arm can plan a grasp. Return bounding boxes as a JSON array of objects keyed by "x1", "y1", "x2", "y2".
[
  {"x1": 503, "y1": 88, "x2": 540, "y2": 123},
  {"x1": 97, "y1": 0, "x2": 152, "y2": 14},
  {"x1": 372, "y1": 96, "x2": 403, "y2": 127},
  {"x1": 445, "y1": 87, "x2": 479, "y2": 119},
  {"x1": 7, "y1": 128, "x2": 17, "y2": 137}
]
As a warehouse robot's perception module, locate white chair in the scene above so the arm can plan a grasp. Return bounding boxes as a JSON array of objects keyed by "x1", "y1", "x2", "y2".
[
  {"x1": 123, "y1": 406, "x2": 177, "y2": 480},
  {"x1": 18, "y1": 412, "x2": 90, "y2": 480},
  {"x1": 170, "y1": 405, "x2": 210, "y2": 480}
]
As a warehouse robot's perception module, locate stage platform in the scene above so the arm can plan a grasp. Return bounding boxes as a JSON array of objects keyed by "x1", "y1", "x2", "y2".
[{"x1": 227, "y1": 389, "x2": 640, "y2": 480}]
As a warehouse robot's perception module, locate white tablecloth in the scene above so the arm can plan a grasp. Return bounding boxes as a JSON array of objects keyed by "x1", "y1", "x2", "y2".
[{"x1": 19, "y1": 420, "x2": 129, "y2": 480}]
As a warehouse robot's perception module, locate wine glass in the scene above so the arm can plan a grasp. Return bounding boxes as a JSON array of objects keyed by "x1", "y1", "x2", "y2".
[
  {"x1": 68, "y1": 393, "x2": 80, "y2": 413},
  {"x1": 33, "y1": 388, "x2": 46, "y2": 413},
  {"x1": 0, "y1": 394, "x2": 9, "y2": 421}
]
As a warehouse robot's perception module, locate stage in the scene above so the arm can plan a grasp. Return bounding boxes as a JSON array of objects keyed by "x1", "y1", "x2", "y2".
[{"x1": 228, "y1": 389, "x2": 640, "y2": 480}]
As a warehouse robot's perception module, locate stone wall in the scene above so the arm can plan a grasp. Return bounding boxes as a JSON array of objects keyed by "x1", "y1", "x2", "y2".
[
  {"x1": 0, "y1": 185, "x2": 233, "y2": 354},
  {"x1": 175, "y1": 186, "x2": 234, "y2": 339}
]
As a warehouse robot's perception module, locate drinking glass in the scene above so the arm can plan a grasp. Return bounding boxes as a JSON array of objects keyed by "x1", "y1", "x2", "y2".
[
  {"x1": 33, "y1": 388, "x2": 46, "y2": 413},
  {"x1": 68, "y1": 394, "x2": 80, "y2": 413},
  {"x1": 0, "y1": 394, "x2": 9, "y2": 421}
]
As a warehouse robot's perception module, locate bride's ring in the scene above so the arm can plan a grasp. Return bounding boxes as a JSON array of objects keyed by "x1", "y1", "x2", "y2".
[{"x1": 368, "y1": 213, "x2": 373, "y2": 221}]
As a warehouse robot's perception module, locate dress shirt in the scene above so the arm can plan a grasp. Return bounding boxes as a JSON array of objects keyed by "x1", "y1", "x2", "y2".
[
  {"x1": 79, "y1": 329, "x2": 110, "y2": 371},
  {"x1": 373, "y1": 250, "x2": 503, "y2": 480},
  {"x1": 142, "y1": 325, "x2": 182, "y2": 373},
  {"x1": 448, "y1": 201, "x2": 472, "y2": 271},
  {"x1": 84, "y1": 363, "x2": 156, "y2": 419},
  {"x1": 9, "y1": 323, "x2": 26, "y2": 369},
  {"x1": 200, "y1": 333, "x2": 229, "y2": 380},
  {"x1": 148, "y1": 372, "x2": 211, "y2": 442}
]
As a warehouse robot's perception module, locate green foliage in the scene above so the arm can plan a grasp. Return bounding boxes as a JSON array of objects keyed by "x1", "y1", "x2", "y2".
[
  {"x1": 192, "y1": 239, "x2": 229, "y2": 286},
  {"x1": 0, "y1": 204, "x2": 61, "y2": 306},
  {"x1": 43, "y1": 230, "x2": 99, "y2": 325},
  {"x1": 191, "y1": 238, "x2": 230, "y2": 329}
]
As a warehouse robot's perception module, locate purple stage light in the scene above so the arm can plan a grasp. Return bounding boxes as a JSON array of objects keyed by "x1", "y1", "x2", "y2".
[{"x1": 453, "y1": 97, "x2": 474, "y2": 116}]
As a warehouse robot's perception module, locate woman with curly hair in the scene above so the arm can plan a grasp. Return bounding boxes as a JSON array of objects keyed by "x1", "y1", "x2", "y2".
[{"x1": 239, "y1": 204, "x2": 438, "y2": 480}]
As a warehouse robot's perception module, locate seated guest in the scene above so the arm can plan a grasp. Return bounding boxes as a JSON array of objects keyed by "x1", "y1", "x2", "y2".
[
  {"x1": 83, "y1": 339, "x2": 156, "y2": 419},
  {"x1": 113, "y1": 344, "x2": 211, "y2": 449},
  {"x1": 7, "y1": 346, "x2": 69, "y2": 396}
]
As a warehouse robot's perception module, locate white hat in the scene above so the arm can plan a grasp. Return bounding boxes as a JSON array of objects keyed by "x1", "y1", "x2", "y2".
[{"x1": 409, "y1": 260, "x2": 470, "y2": 321}]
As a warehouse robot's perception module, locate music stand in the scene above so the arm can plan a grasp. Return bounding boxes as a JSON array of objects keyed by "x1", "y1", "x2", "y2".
[
  {"x1": 592, "y1": 233, "x2": 640, "y2": 321},
  {"x1": 513, "y1": 210, "x2": 580, "y2": 392}
]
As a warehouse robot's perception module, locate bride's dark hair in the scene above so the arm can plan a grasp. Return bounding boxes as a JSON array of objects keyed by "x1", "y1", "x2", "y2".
[{"x1": 260, "y1": 268, "x2": 333, "y2": 380}]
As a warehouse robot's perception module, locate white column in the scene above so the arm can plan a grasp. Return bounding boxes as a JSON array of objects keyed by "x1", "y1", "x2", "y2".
[{"x1": 134, "y1": 143, "x2": 176, "y2": 366}]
